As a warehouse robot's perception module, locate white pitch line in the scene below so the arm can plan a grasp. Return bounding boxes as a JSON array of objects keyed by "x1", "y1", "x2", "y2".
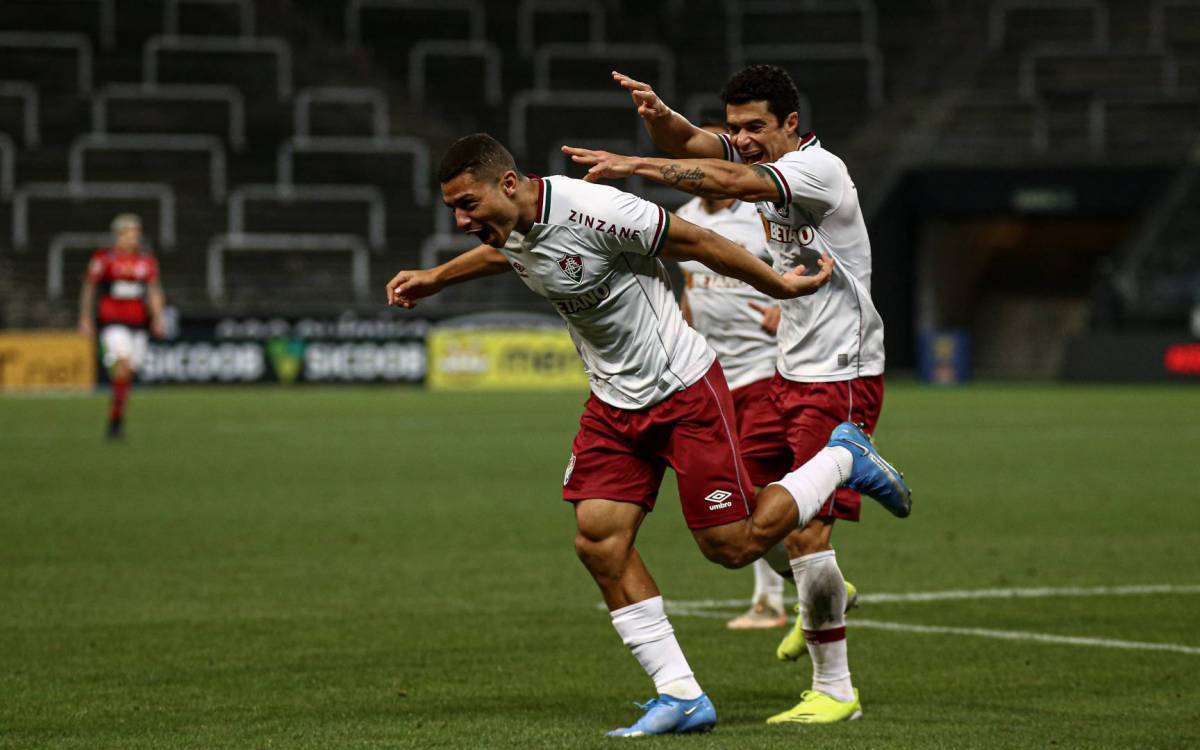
[
  {"x1": 850, "y1": 619, "x2": 1200, "y2": 656},
  {"x1": 656, "y1": 584, "x2": 1200, "y2": 611}
]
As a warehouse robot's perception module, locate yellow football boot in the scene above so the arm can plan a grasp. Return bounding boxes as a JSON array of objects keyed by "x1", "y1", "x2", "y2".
[
  {"x1": 766, "y1": 689, "x2": 862, "y2": 724},
  {"x1": 776, "y1": 581, "x2": 858, "y2": 661}
]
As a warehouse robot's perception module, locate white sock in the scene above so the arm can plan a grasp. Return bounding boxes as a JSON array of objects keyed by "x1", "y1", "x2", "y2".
[
  {"x1": 610, "y1": 596, "x2": 703, "y2": 700},
  {"x1": 769, "y1": 447, "x2": 852, "y2": 527},
  {"x1": 751, "y1": 558, "x2": 785, "y2": 611},
  {"x1": 790, "y1": 549, "x2": 853, "y2": 703}
]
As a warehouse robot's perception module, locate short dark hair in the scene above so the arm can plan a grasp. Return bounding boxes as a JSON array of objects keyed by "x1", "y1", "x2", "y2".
[
  {"x1": 720, "y1": 65, "x2": 801, "y2": 126},
  {"x1": 438, "y1": 133, "x2": 518, "y2": 183}
]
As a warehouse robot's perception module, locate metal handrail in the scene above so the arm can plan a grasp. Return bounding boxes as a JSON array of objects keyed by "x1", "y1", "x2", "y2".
[
  {"x1": 736, "y1": 43, "x2": 885, "y2": 109},
  {"x1": 227, "y1": 183, "x2": 387, "y2": 250},
  {"x1": 408, "y1": 40, "x2": 502, "y2": 106},
  {"x1": 293, "y1": 86, "x2": 390, "y2": 140},
  {"x1": 508, "y1": 89, "x2": 644, "y2": 160},
  {"x1": 532, "y1": 43, "x2": 676, "y2": 102},
  {"x1": 0, "y1": 32, "x2": 93, "y2": 92},
  {"x1": 0, "y1": 82, "x2": 39, "y2": 148},
  {"x1": 516, "y1": 0, "x2": 605, "y2": 57},
  {"x1": 68, "y1": 133, "x2": 227, "y2": 203},
  {"x1": 988, "y1": 0, "x2": 1108, "y2": 51},
  {"x1": 46, "y1": 232, "x2": 114, "y2": 299},
  {"x1": 91, "y1": 83, "x2": 246, "y2": 151},
  {"x1": 144, "y1": 34, "x2": 292, "y2": 101},
  {"x1": 164, "y1": 0, "x2": 256, "y2": 38},
  {"x1": 276, "y1": 135, "x2": 431, "y2": 206},
  {"x1": 206, "y1": 232, "x2": 371, "y2": 302},
  {"x1": 12, "y1": 181, "x2": 176, "y2": 251},
  {"x1": 345, "y1": 0, "x2": 485, "y2": 49}
]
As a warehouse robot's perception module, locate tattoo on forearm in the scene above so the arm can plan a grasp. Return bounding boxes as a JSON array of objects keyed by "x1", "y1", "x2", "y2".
[{"x1": 661, "y1": 164, "x2": 705, "y2": 189}]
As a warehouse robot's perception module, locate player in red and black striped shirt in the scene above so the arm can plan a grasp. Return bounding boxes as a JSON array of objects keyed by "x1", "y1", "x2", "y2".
[{"x1": 78, "y1": 214, "x2": 165, "y2": 439}]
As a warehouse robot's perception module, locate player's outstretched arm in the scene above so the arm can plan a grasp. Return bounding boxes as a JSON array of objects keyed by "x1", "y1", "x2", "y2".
[
  {"x1": 386, "y1": 244, "x2": 510, "y2": 309},
  {"x1": 148, "y1": 281, "x2": 166, "y2": 338},
  {"x1": 612, "y1": 71, "x2": 725, "y2": 159},
  {"x1": 660, "y1": 215, "x2": 832, "y2": 300},
  {"x1": 77, "y1": 278, "x2": 96, "y2": 337},
  {"x1": 561, "y1": 147, "x2": 782, "y2": 203}
]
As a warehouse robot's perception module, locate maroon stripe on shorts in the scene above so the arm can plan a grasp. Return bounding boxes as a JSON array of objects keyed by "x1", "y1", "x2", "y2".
[{"x1": 803, "y1": 626, "x2": 847, "y2": 644}]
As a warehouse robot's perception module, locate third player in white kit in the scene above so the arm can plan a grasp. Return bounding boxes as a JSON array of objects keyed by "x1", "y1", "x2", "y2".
[{"x1": 674, "y1": 190, "x2": 793, "y2": 630}]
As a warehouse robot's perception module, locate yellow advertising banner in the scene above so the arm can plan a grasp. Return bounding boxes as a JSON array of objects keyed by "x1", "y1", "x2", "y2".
[
  {"x1": 427, "y1": 328, "x2": 588, "y2": 391},
  {"x1": 0, "y1": 331, "x2": 96, "y2": 392}
]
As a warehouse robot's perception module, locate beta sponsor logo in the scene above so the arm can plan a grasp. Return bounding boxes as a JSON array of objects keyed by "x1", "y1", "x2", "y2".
[
  {"x1": 567, "y1": 210, "x2": 643, "y2": 240},
  {"x1": 705, "y1": 489, "x2": 734, "y2": 511},
  {"x1": 552, "y1": 282, "x2": 612, "y2": 315},
  {"x1": 766, "y1": 221, "x2": 815, "y2": 246}
]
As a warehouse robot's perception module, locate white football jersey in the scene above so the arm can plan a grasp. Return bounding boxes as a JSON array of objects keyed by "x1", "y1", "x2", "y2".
[
  {"x1": 500, "y1": 175, "x2": 715, "y2": 409},
  {"x1": 674, "y1": 197, "x2": 778, "y2": 390},
  {"x1": 718, "y1": 132, "x2": 885, "y2": 382}
]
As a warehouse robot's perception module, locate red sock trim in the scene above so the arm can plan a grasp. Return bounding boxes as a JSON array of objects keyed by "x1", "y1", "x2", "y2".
[{"x1": 803, "y1": 626, "x2": 846, "y2": 644}]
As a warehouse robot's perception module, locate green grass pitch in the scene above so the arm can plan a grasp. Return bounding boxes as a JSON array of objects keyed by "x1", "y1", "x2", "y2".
[{"x1": 2, "y1": 383, "x2": 1198, "y2": 748}]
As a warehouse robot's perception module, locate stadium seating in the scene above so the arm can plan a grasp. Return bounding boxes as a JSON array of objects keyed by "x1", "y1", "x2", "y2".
[
  {"x1": 227, "y1": 183, "x2": 387, "y2": 251},
  {"x1": 164, "y1": 0, "x2": 256, "y2": 38},
  {"x1": 0, "y1": 0, "x2": 1195, "y2": 331},
  {"x1": 205, "y1": 232, "x2": 371, "y2": 303},
  {"x1": 0, "y1": 81, "x2": 39, "y2": 148},
  {"x1": 92, "y1": 83, "x2": 247, "y2": 151}
]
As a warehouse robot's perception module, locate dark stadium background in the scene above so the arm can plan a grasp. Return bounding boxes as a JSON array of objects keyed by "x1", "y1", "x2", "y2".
[
  {"x1": 2, "y1": 3, "x2": 1199, "y2": 748},
  {"x1": 0, "y1": 0, "x2": 1196, "y2": 385}
]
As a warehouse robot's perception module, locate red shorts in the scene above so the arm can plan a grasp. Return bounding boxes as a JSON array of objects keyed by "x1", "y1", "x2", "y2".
[
  {"x1": 768, "y1": 374, "x2": 885, "y2": 522},
  {"x1": 563, "y1": 361, "x2": 756, "y2": 530},
  {"x1": 731, "y1": 376, "x2": 793, "y2": 487}
]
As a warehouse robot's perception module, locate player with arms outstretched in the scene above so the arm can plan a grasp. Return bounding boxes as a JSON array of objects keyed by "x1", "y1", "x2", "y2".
[
  {"x1": 78, "y1": 213, "x2": 165, "y2": 440},
  {"x1": 388, "y1": 133, "x2": 910, "y2": 736},
  {"x1": 563, "y1": 64, "x2": 903, "y2": 724}
]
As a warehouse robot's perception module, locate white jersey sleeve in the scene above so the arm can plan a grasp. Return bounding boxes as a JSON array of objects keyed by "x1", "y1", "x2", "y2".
[
  {"x1": 757, "y1": 144, "x2": 844, "y2": 218},
  {"x1": 499, "y1": 176, "x2": 714, "y2": 409},
  {"x1": 539, "y1": 176, "x2": 670, "y2": 258}
]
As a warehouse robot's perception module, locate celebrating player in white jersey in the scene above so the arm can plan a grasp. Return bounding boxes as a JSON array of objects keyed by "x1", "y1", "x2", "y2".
[
  {"x1": 672, "y1": 144, "x2": 793, "y2": 630},
  {"x1": 387, "y1": 133, "x2": 911, "y2": 737},
  {"x1": 563, "y1": 64, "x2": 902, "y2": 725}
]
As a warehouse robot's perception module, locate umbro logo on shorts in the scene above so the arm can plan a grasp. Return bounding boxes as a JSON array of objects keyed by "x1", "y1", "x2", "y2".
[{"x1": 705, "y1": 489, "x2": 733, "y2": 511}]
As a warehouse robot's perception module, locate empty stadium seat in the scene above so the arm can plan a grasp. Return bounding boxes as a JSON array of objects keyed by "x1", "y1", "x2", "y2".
[
  {"x1": 227, "y1": 183, "x2": 387, "y2": 251},
  {"x1": 92, "y1": 83, "x2": 247, "y2": 151},
  {"x1": 516, "y1": 0, "x2": 606, "y2": 57}
]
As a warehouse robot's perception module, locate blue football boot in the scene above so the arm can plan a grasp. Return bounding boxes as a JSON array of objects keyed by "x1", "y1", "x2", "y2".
[
  {"x1": 606, "y1": 693, "x2": 717, "y2": 737},
  {"x1": 827, "y1": 422, "x2": 912, "y2": 518}
]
